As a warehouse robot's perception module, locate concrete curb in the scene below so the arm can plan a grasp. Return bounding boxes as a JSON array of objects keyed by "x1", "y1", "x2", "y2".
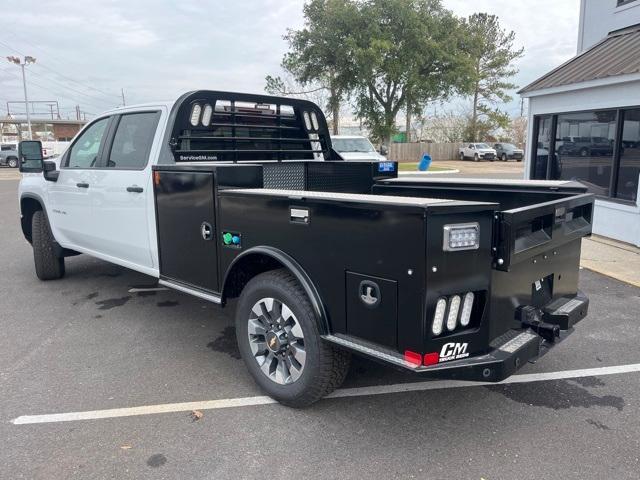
[
  {"x1": 399, "y1": 169, "x2": 460, "y2": 175},
  {"x1": 580, "y1": 237, "x2": 640, "y2": 288}
]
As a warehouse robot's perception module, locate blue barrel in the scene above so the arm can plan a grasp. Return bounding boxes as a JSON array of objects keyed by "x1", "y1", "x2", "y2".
[{"x1": 418, "y1": 153, "x2": 432, "y2": 171}]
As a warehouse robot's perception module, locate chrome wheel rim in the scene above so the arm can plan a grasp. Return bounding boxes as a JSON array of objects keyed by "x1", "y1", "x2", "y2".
[{"x1": 247, "y1": 297, "x2": 306, "y2": 385}]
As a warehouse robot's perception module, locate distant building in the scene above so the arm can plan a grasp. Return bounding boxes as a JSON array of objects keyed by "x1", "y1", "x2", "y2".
[
  {"x1": 520, "y1": 0, "x2": 640, "y2": 246},
  {"x1": 0, "y1": 118, "x2": 86, "y2": 144}
]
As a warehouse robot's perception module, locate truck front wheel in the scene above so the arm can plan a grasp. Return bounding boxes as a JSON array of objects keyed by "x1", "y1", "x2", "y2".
[
  {"x1": 235, "y1": 269, "x2": 350, "y2": 407},
  {"x1": 32, "y1": 210, "x2": 65, "y2": 280}
]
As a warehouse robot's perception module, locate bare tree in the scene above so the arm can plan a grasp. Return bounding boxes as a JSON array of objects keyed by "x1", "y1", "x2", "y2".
[{"x1": 509, "y1": 116, "x2": 528, "y2": 147}]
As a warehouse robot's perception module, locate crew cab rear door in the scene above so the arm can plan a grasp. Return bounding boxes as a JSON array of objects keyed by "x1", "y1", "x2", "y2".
[{"x1": 88, "y1": 109, "x2": 164, "y2": 272}]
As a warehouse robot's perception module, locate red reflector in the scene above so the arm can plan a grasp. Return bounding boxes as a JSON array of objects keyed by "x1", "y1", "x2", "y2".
[
  {"x1": 404, "y1": 350, "x2": 422, "y2": 366},
  {"x1": 423, "y1": 352, "x2": 440, "y2": 366}
]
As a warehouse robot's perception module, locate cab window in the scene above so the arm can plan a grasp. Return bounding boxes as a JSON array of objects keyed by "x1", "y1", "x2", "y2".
[
  {"x1": 66, "y1": 118, "x2": 109, "y2": 168},
  {"x1": 107, "y1": 112, "x2": 161, "y2": 169}
]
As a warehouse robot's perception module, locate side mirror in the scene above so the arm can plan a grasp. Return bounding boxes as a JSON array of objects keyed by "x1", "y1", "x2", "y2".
[
  {"x1": 379, "y1": 145, "x2": 389, "y2": 156},
  {"x1": 43, "y1": 160, "x2": 59, "y2": 182},
  {"x1": 18, "y1": 140, "x2": 43, "y2": 173}
]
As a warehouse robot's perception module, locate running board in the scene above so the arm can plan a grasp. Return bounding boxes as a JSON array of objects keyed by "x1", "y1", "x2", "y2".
[
  {"x1": 322, "y1": 334, "x2": 416, "y2": 369},
  {"x1": 158, "y1": 279, "x2": 222, "y2": 304}
]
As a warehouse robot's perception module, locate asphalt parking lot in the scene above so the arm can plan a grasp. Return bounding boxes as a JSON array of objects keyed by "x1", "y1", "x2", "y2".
[{"x1": 1, "y1": 176, "x2": 640, "y2": 479}]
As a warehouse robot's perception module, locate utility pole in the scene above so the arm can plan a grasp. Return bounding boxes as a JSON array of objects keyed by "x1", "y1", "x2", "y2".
[
  {"x1": 46, "y1": 103, "x2": 56, "y2": 120},
  {"x1": 121, "y1": 88, "x2": 126, "y2": 107},
  {"x1": 6, "y1": 55, "x2": 36, "y2": 140}
]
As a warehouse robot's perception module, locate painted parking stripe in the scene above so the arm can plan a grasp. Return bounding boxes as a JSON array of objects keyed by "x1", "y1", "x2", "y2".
[{"x1": 12, "y1": 363, "x2": 640, "y2": 425}]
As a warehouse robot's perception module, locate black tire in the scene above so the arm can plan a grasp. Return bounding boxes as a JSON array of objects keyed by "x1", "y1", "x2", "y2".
[
  {"x1": 7, "y1": 157, "x2": 18, "y2": 168},
  {"x1": 580, "y1": 148, "x2": 589, "y2": 157},
  {"x1": 32, "y1": 210, "x2": 65, "y2": 280},
  {"x1": 235, "y1": 269, "x2": 350, "y2": 407},
  {"x1": 474, "y1": 153, "x2": 480, "y2": 162},
  {"x1": 501, "y1": 153, "x2": 508, "y2": 162},
  {"x1": 517, "y1": 158, "x2": 522, "y2": 162},
  {"x1": 459, "y1": 152, "x2": 465, "y2": 161}
]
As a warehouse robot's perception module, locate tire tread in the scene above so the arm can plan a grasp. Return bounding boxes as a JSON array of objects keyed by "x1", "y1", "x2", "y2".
[{"x1": 32, "y1": 210, "x2": 65, "y2": 280}]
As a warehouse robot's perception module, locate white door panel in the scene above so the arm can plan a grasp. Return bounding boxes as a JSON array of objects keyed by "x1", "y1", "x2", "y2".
[
  {"x1": 87, "y1": 110, "x2": 163, "y2": 270},
  {"x1": 89, "y1": 169, "x2": 153, "y2": 268}
]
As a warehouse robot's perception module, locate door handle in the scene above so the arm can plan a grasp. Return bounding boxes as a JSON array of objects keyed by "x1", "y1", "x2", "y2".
[
  {"x1": 76, "y1": 182, "x2": 89, "y2": 188},
  {"x1": 127, "y1": 186, "x2": 144, "y2": 193},
  {"x1": 201, "y1": 222, "x2": 213, "y2": 241}
]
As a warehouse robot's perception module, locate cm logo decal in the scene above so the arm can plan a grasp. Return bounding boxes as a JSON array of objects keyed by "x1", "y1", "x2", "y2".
[{"x1": 439, "y1": 342, "x2": 469, "y2": 362}]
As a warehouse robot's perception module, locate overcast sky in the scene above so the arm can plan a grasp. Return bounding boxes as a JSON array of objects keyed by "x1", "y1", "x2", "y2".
[{"x1": 0, "y1": 0, "x2": 580, "y2": 120}]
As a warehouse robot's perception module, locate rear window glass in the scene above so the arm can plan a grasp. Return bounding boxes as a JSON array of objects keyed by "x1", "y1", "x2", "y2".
[{"x1": 107, "y1": 112, "x2": 161, "y2": 169}]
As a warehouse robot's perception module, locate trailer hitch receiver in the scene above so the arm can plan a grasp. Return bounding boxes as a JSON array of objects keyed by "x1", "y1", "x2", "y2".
[{"x1": 516, "y1": 305, "x2": 560, "y2": 343}]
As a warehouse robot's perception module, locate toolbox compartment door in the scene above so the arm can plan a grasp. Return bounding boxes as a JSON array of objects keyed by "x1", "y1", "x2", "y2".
[{"x1": 495, "y1": 193, "x2": 593, "y2": 271}]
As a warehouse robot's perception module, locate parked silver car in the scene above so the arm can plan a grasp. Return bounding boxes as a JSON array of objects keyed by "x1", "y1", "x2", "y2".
[{"x1": 0, "y1": 144, "x2": 19, "y2": 168}]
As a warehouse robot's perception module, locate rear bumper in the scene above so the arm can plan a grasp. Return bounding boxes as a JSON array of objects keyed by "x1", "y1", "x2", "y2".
[{"x1": 324, "y1": 291, "x2": 588, "y2": 383}]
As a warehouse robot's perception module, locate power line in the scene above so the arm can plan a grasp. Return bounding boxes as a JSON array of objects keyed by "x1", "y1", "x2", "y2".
[
  {"x1": 1, "y1": 30, "x2": 122, "y2": 101},
  {"x1": 0, "y1": 66, "x2": 114, "y2": 113},
  {"x1": 0, "y1": 39, "x2": 121, "y2": 104}
]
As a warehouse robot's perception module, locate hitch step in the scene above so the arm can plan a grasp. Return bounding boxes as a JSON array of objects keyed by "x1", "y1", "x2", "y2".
[{"x1": 542, "y1": 292, "x2": 589, "y2": 330}]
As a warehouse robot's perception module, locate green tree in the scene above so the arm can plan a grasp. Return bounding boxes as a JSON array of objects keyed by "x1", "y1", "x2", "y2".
[
  {"x1": 349, "y1": 0, "x2": 472, "y2": 146},
  {"x1": 462, "y1": 13, "x2": 524, "y2": 141},
  {"x1": 265, "y1": 0, "x2": 358, "y2": 135}
]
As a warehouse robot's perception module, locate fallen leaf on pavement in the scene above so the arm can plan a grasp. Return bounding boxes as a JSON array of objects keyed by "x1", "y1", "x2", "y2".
[
  {"x1": 120, "y1": 445, "x2": 132, "y2": 450},
  {"x1": 190, "y1": 410, "x2": 204, "y2": 421}
]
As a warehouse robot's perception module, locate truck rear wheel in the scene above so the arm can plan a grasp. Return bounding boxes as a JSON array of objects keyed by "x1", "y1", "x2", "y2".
[
  {"x1": 32, "y1": 210, "x2": 65, "y2": 280},
  {"x1": 8, "y1": 157, "x2": 18, "y2": 168},
  {"x1": 235, "y1": 269, "x2": 350, "y2": 407}
]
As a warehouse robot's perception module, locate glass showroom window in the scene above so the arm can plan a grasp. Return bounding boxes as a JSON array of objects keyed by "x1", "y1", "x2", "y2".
[
  {"x1": 532, "y1": 115, "x2": 552, "y2": 179},
  {"x1": 554, "y1": 111, "x2": 617, "y2": 196},
  {"x1": 617, "y1": 109, "x2": 640, "y2": 202}
]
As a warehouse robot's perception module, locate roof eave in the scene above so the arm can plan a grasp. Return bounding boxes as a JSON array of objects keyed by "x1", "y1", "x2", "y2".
[{"x1": 520, "y1": 72, "x2": 640, "y2": 98}]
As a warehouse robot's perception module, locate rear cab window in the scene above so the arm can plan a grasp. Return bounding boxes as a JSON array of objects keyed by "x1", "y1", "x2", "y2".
[{"x1": 106, "y1": 112, "x2": 161, "y2": 169}]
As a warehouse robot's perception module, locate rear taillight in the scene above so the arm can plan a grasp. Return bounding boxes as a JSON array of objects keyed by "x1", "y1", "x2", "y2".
[
  {"x1": 431, "y1": 292, "x2": 476, "y2": 337},
  {"x1": 446, "y1": 295, "x2": 461, "y2": 331},
  {"x1": 460, "y1": 292, "x2": 474, "y2": 327},
  {"x1": 431, "y1": 298, "x2": 447, "y2": 336}
]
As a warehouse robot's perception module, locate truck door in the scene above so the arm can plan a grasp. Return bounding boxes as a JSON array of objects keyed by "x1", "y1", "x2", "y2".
[
  {"x1": 48, "y1": 117, "x2": 111, "y2": 249},
  {"x1": 89, "y1": 110, "x2": 163, "y2": 271}
]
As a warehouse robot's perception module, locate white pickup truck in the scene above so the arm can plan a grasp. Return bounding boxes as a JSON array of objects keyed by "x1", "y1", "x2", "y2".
[
  {"x1": 458, "y1": 143, "x2": 497, "y2": 162},
  {"x1": 17, "y1": 90, "x2": 593, "y2": 407}
]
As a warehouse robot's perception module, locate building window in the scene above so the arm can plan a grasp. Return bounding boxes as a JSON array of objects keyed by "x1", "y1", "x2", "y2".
[
  {"x1": 554, "y1": 111, "x2": 617, "y2": 197},
  {"x1": 532, "y1": 116, "x2": 552, "y2": 179},
  {"x1": 532, "y1": 108, "x2": 640, "y2": 203},
  {"x1": 617, "y1": 109, "x2": 640, "y2": 202}
]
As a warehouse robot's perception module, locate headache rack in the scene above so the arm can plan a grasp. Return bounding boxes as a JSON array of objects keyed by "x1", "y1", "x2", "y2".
[{"x1": 169, "y1": 91, "x2": 335, "y2": 163}]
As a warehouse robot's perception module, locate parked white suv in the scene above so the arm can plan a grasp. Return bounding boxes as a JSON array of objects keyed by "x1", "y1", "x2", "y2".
[
  {"x1": 459, "y1": 143, "x2": 496, "y2": 162},
  {"x1": 331, "y1": 135, "x2": 387, "y2": 161},
  {"x1": 0, "y1": 144, "x2": 19, "y2": 168}
]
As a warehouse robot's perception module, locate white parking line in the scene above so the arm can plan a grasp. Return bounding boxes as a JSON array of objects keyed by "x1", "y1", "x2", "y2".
[{"x1": 12, "y1": 363, "x2": 640, "y2": 425}]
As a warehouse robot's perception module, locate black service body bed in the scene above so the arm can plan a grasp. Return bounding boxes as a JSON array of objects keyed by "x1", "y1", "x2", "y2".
[
  {"x1": 153, "y1": 163, "x2": 592, "y2": 383},
  {"x1": 151, "y1": 90, "x2": 593, "y2": 384}
]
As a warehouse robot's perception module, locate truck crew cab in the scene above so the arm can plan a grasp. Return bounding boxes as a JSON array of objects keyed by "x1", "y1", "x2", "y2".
[{"x1": 18, "y1": 91, "x2": 594, "y2": 407}]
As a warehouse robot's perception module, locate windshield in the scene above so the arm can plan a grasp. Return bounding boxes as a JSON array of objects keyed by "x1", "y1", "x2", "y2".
[
  {"x1": 502, "y1": 143, "x2": 517, "y2": 149},
  {"x1": 332, "y1": 137, "x2": 376, "y2": 153},
  {"x1": 476, "y1": 143, "x2": 491, "y2": 149}
]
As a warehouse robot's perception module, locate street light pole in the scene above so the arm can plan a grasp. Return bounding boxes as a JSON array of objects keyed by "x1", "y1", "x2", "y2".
[{"x1": 6, "y1": 55, "x2": 36, "y2": 140}]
